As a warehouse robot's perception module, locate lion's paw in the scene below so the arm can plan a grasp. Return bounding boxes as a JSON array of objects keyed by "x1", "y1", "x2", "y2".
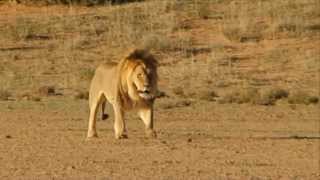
[
  {"x1": 115, "y1": 134, "x2": 128, "y2": 139},
  {"x1": 87, "y1": 131, "x2": 98, "y2": 139},
  {"x1": 145, "y1": 129, "x2": 157, "y2": 138}
]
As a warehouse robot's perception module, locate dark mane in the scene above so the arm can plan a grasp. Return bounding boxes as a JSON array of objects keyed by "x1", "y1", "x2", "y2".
[{"x1": 125, "y1": 49, "x2": 158, "y2": 70}]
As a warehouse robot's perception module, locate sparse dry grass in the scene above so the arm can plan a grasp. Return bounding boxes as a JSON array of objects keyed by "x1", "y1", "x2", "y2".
[
  {"x1": 221, "y1": 0, "x2": 320, "y2": 42},
  {"x1": 0, "y1": 0, "x2": 318, "y2": 105}
]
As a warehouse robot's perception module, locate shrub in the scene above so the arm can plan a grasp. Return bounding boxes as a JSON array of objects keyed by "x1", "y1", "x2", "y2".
[
  {"x1": 0, "y1": 89, "x2": 11, "y2": 101},
  {"x1": 73, "y1": 90, "x2": 89, "y2": 100},
  {"x1": 288, "y1": 91, "x2": 319, "y2": 105},
  {"x1": 198, "y1": 90, "x2": 218, "y2": 101},
  {"x1": 172, "y1": 87, "x2": 185, "y2": 97},
  {"x1": 31, "y1": 96, "x2": 42, "y2": 102},
  {"x1": 256, "y1": 88, "x2": 289, "y2": 105},
  {"x1": 8, "y1": 0, "x2": 142, "y2": 5},
  {"x1": 38, "y1": 86, "x2": 56, "y2": 96}
]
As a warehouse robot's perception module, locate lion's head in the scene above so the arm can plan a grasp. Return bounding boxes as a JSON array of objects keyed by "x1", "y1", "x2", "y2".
[
  {"x1": 117, "y1": 49, "x2": 158, "y2": 106},
  {"x1": 131, "y1": 63, "x2": 156, "y2": 100}
]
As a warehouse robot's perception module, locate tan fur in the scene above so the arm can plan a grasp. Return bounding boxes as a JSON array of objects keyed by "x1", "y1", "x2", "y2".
[{"x1": 87, "y1": 49, "x2": 158, "y2": 139}]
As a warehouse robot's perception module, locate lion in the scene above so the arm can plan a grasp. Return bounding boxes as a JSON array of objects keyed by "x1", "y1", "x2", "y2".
[{"x1": 87, "y1": 49, "x2": 158, "y2": 139}]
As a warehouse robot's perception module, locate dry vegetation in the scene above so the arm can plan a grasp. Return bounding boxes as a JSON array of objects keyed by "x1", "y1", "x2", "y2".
[
  {"x1": 0, "y1": 0, "x2": 319, "y2": 105},
  {"x1": 0, "y1": 0, "x2": 318, "y2": 105},
  {"x1": 0, "y1": 1, "x2": 319, "y2": 179}
]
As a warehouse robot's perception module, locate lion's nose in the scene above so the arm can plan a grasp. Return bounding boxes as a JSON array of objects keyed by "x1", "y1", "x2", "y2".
[{"x1": 143, "y1": 85, "x2": 150, "y2": 92}]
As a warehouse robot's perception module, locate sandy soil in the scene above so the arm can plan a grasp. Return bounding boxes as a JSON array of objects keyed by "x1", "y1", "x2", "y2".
[{"x1": 0, "y1": 97, "x2": 319, "y2": 179}]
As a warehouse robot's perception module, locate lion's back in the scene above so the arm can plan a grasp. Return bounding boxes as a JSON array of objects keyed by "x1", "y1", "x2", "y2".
[{"x1": 94, "y1": 62, "x2": 118, "y2": 83}]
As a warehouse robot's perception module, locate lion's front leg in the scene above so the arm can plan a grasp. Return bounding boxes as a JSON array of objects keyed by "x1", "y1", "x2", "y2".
[
  {"x1": 113, "y1": 104, "x2": 128, "y2": 139},
  {"x1": 139, "y1": 107, "x2": 157, "y2": 138}
]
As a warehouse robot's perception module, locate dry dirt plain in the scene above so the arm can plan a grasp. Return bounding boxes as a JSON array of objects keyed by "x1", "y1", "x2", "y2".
[
  {"x1": 0, "y1": 1, "x2": 320, "y2": 179},
  {"x1": 0, "y1": 98, "x2": 320, "y2": 179}
]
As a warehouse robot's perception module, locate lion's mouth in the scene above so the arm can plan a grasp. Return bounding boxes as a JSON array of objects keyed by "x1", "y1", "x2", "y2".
[{"x1": 138, "y1": 90, "x2": 153, "y2": 99}]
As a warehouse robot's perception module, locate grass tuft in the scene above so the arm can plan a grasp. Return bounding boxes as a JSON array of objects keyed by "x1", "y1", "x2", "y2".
[
  {"x1": 38, "y1": 86, "x2": 56, "y2": 96},
  {"x1": 73, "y1": 91, "x2": 89, "y2": 100}
]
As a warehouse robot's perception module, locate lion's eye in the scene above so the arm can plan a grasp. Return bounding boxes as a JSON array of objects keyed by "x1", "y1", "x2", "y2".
[{"x1": 137, "y1": 73, "x2": 142, "y2": 77}]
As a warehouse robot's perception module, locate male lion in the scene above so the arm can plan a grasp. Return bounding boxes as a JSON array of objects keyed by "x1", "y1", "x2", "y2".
[{"x1": 87, "y1": 49, "x2": 158, "y2": 139}]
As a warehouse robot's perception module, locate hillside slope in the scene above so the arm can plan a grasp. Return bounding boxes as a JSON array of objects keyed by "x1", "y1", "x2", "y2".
[{"x1": 0, "y1": 0, "x2": 319, "y2": 100}]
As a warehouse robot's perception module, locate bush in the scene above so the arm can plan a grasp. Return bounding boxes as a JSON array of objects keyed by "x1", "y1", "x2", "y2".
[
  {"x1": 10, "y1": 0, "x2": 142, "y2": 5},
  {"x1": 288, "y1": 91, "x2": 319, "y2": 105},
  {"x1": 198, "y1": 90, "x2": 218, "y2": 101},
  {"x1": 0, "y1": 89, "x2": 11, "y2": 101},
  {"x1": 256, "y1": 88, "x2": 289, "y2": 105}
]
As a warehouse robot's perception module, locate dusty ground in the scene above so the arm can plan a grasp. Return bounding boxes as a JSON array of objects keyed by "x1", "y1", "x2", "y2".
[
  {"x1": 0, "y1": 0, "x2": 320, "y2": 179},
  {"x1": 0, "y1": 98, "x2": 319, "y2": 179}
]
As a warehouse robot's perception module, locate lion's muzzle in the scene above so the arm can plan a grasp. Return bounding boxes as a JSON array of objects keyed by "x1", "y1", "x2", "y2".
[{"x1": 138, "y1": 89, "x2": 154, "y2": 100}]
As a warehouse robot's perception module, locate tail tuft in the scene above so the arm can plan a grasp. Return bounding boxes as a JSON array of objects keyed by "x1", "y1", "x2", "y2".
[{"x1": 102, "y1": 114, "x2": 109, "y2": 120}]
